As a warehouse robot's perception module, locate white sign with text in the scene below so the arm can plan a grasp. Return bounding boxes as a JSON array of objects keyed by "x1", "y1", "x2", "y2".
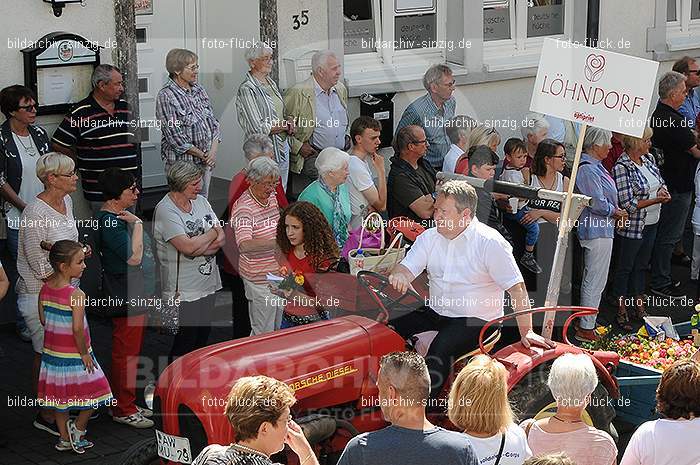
[{"x1": 530, "y1": 38, "x2": 659, "y2": 137}]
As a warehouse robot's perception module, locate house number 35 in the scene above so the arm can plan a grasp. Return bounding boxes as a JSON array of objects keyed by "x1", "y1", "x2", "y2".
[{"x1": 292, "y1": 10, "x2": 309, "y2": 30}]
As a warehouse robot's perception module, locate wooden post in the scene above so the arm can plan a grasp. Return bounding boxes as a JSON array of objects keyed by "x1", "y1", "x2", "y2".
[
  {"x1": 541, "y1": 123, "x2": 588, "y2": 340},
  {"x1": 113, "y1": 0, "x2": 140, "y2": 142}
]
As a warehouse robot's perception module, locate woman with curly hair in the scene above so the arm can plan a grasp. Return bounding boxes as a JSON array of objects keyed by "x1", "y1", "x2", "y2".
[{"x1": 275, "y1": 201, "x2": 339, "y2": 328}]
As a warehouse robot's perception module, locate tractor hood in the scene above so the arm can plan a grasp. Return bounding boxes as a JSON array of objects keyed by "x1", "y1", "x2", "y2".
[{"x1": 155, "y1": 315, "x2": 405, "y2": 444}]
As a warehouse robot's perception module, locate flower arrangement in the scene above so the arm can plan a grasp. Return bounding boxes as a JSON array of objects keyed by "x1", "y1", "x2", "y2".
[
  {"x1": 583, "y1": 328, "x2": 696, "y2": 371},
  {"x1": 277, "y1": 265, "x2": 305, "y2": 292}
]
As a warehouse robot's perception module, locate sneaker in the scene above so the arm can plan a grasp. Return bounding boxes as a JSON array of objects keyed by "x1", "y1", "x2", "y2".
[
  {"x1": 55, "y1": 438, "x2": 73, "y2": 452},
  {"x1": 66, "y1": 419, "x2": 85, "y2": 454},
  {"x1": 574, "y1": 328, "x2": 600, "y2": 343},
  {"x1": 33, "y1": 414, "x2": 60, "y2": 437},
  {"x1": 650, "y1": 284, "x2": 684, "y2": 299},
  {"x1": 74, "y1": 438, "x2": 94, "y2": 450},
  {"x1": 520, "y1": 252, "x2": 543, "y2": 274},
  {"x1": 113, "y1": 412, "x2": 154, "y2": 428},
  {"x1": 136, "y1": 405, "x2": 153, "y2": 418}
]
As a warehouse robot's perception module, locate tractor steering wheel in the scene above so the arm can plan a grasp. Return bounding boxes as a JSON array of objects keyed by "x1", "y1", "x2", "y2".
[{"x1": 356, "y1": 270, "x2": 424, "y2": 324}]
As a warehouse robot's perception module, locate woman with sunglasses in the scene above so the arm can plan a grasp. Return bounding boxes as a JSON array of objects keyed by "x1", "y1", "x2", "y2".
[
  {"x1": 17, "y1": 152, "x2": 81, "y2": 437},
  {"x1": 94, "y1": 167, "x2": 155, "y2": 428},
  {"x1": 0, "y1": 85, "x2": 51, "y2": 343},
  {"x1": 156, "y1": 48, "x2": 220, "y2": 198}
]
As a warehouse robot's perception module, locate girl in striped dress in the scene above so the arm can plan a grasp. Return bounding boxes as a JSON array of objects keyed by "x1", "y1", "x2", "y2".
[{"x1": 37, "y1": 240, "x2": 113, "y2": 454}]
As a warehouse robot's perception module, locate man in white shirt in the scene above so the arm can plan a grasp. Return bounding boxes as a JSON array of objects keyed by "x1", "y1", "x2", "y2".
[
  {"x1": 442, "y1": 115, "x2": 476, "y2": 174},
  {"x1": 347, "y1": 116, "x2": 387, "y2": 229},
  {"x1": 388, "y1": 180, "x2": 554, "y2": 397}
]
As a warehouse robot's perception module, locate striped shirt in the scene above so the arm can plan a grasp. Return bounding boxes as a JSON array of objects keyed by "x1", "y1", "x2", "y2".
[
  {"x1": 52, "y1": 94, "x2": 140, "y2": 202},
  {"x1": 236, "y1": 72, "x2": 288, "y2": 165},
  {"x1": 156, "y1": 79, "x2": 221, "y2": 166},
  {"x1": 17, "y1": 196, "x2": 79, "y2": 294},
  {"x1": 232, "y1": 189, "x2": 280, "y2": 284},
  {"x1": 395, "y1": 93, "x2": 456, "y2": 168}
]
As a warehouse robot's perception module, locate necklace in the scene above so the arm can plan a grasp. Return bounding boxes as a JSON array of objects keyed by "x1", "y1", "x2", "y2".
[
  {"x1": 538, "y1": 174, "x2": 557, "y2": 191},
  {"x1": 13, "y1": 133, "x2": 37, "y2": 157},
  {"x1": 232, "y1": 443, "x2": 269, "y2": 459},
  {"x1": 248, "y1": 187, "x2": 270, "y2": 208},
  {"x1": 552, "y1": 414, "x2": 583, "y2": 424}
]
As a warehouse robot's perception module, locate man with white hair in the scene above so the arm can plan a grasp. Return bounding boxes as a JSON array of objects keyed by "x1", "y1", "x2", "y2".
[
  {"x1": 650, "y1": 71, "x2": 700, "y2": 299},
  {"x1": 388, "y1": 180, "x2": 554, "y2": 398},
  {"x1": 396, "y1": 64, "x2": 456, "y2": 171},
  {"x1": 284, "y1": 50, "x2": 349, "y2": 198},
  {"x1": 52, "y1": 64, "x2": 140, "y2": 211},
  {"x1": 336, "y1": 352, "x2": 478, "y2": 465}
]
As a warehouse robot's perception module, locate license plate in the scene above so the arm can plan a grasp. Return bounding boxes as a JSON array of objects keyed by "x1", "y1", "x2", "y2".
[{"x1": 156, "y1": 429, "x2": 192, "y2": 464}]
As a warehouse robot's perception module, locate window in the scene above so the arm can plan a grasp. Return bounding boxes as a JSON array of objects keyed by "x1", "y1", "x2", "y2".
[
  {"x1": 483, "y1": 0, "x2": 572, "y2": 71},
  {"x1": 344, "y1": 0, "x2": 378, "y2": 54},
  {"x1": 342, "y1": 0, "x2": 447, "y2": 79},
  {"x1": 666, "y1": 0, "x2": 700, "y2": 50}
]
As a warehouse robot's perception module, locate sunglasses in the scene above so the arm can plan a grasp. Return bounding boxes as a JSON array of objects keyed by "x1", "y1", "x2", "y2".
[
  {"x1": 18, "y1": 103, "x2": 37, "y2": 112},
  {"x1": 688, "y1": 69, "x2": 700, "y2": 75}
]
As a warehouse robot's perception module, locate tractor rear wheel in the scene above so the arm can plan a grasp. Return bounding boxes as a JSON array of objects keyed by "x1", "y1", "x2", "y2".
[
  {"x1": 508, "y1": 362, "x2": 618, "y2": 442},
  {"x1": 120, "y1": 438, "x2": 162, "y2": 465}
]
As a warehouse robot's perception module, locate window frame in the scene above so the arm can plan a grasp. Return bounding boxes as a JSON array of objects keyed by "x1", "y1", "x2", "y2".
[
  {"x1": 666, "y1": 0, "x2": 700, "y2": 51},
  {"x1": 483, "y1": 0, "x2": 574, "y2": 71}
]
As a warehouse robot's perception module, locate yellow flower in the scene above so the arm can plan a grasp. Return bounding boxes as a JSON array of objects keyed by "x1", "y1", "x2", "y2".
[{"x1": 294, "y1": 274, "x2": 304, "y2": 286}]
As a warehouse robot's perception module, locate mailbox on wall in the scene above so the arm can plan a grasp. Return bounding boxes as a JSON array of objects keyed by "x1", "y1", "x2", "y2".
[{"x1": 22, "y1": 31, "x2": 101, "y2": 116}]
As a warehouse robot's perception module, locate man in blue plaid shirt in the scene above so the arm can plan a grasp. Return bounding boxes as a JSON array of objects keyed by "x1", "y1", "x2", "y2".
[{"x1": 395, "y1": 64, "x2": 456, "y2": 171}]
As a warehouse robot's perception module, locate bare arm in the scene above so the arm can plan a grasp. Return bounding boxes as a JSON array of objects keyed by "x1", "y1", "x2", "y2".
[
  {"x1": 388, "y1": 264, "x2": 415, "y2": 294},
  {"x1": 169, "y1": 228, "x2": 218, "y2": 256},
  {"x1": 202, "y1": 226, "x2": 225, "y2": 255},
  {"x1": 51, "y1": 142, "x2": 75, "y2": 159},
  {"x1": 71, "y1": 289, "x2": 95, "y2": 373},
  {"x1": 408, "y1": 195, "x2": 435, "y2": 220},
  {"x1": 239, "y1": 238, "x2": 277, "y2": 256},
  {"x1": 0, "y1": 184, "x2": 27, "y2": 211},
  {"x1": 507, "y1": 282, "x2": 555, "y2": 349}
]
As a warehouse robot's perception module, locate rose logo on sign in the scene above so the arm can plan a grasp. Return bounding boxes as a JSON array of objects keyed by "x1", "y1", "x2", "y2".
[
  {"x1": 58, "y1": 41, "x2": 74, "y2": 62},
  {"x1": 584, "y1": 54, "x2": 605, "y2": 82}
]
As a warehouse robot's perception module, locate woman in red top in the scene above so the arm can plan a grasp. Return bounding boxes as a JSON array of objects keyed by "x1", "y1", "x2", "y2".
[{"x1": 275, "y1": 202, "x2": 339, "y2": 328}]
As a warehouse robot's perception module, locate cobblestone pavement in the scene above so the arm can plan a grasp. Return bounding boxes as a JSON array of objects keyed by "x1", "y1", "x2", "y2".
[{"x1": 0, "y1": 263, "x2": 696, "y2": 465}]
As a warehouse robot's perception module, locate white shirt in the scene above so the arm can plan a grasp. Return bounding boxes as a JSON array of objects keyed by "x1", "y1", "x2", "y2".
[
  {"x1": 693, "y1": 163, "x2": 700, "y2": 235},
  {"x1": 463, "y1": 423, "x2": 532, "y2": 465},
  {"x1": 401, "y1": 218, "x2": 523, "y2": 320},
  {"x1": 347, "y1": 153, "x2": 376, "y2": 229},
  {"x1": 310, "y1": 77, "x2": 348, "y2": 150},
  {"x1": 7, "y1": 134, "x2": 43, "y2": 230},
  {"x1": 620, "y1": 418, "x2": 700, "y2": 465},
  {"x1": 442, "y1": 144, "x2": 465, "y2": 174},
  {"x1": 638, "y1": 162, "x2": 661, "y2": 225}
]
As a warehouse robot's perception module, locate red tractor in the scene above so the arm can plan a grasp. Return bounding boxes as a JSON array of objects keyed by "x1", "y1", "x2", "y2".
[
  {"x1": 120, "y1": 270, "x2": 621, "y2": 465},
  {"x1": 121, "y1": 176, "x2": 619, "y2": 465}
]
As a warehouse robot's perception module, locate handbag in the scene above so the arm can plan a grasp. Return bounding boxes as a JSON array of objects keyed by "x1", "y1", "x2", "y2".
[
  {"x1": 348, "y1": 232, "x2": 406, "y2": 276},
  {"x1": 152, "y1": 252, "x2": 180, "y2": 335},
  {"x1": 386, "y1": 216, "x2": 426, "y2": 244},
  {"x1": 341, "y1": 212, "x2": 384, "y2": 260},
  {"x1": 97, "y1": 268, "x2": 147, "y2": 318}
]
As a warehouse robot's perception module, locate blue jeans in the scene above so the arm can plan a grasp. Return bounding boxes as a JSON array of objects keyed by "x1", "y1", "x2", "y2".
[
  {"x1": 504, "y1": 207, "x2": 540, "y2": 247},
  {"x1": 611, "y1": 223, "x2": 659, "y2": 299},
  {"x1": 651, "y1": 191, "x2": 693, "y2": 289}
]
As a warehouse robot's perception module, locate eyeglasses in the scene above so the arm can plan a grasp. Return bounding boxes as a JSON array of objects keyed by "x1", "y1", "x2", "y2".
[
  {"x1": 440, "y1": 80, "x2": 456, "y2": 88},
  {"x1": 185, "y1": 64, "x2": 200, "y2": 71},
  {"x1": 258, "y1": 55, "x2": 274, "y2": 62},
  {"x1": 549, "y1": 155, "x2": 566, "y2": 159},
  {"x1": 260, "y1": 179, "x2": 280, "y2": 188},
  {"x1": 410, "y1": 139, "x2": 428, "y2": 145},
  {"x1": 18, "y1": 103, "x2": 37, "y2": 112},
  {"x1": 56, "y1": 170, "x2": 76, "y2": 177},
  {"x1": 688, "y1": 69, "x2": 700, "y2": 75},
  {"x1": 129, "y1": 184, "x2": 139, "y2": 193}
]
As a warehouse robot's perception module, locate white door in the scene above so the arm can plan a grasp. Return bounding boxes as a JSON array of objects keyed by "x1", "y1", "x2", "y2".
[{"x1": 136, "y1": 0, "x2": 198, "y2": 189}]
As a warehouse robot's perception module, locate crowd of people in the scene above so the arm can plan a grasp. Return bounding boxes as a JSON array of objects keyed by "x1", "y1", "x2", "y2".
[
  {"x1": 192, "y1": 351, "x2": 700, "y2": 465},
  {"x1": 1, "y1": 41, "x2": 700, "y2": 462}
]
